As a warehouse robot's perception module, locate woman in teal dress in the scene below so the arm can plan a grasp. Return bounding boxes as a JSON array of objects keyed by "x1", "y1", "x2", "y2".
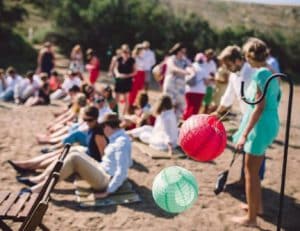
[{"x1": 232, "y1": 38, "x2": 281, "y2": 227}]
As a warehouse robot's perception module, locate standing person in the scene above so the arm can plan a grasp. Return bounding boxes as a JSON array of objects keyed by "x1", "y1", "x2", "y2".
[
  {"x1": 163, "y1": 43, "x2": 191, "y2": 120},
  {"x1": 212, "y1": 46, "x2": 255, "y2": 117},
  {"x1": 231, "y1": 38, "x2": 281, "y2": 227},
  {"x1": 114, "y1": 46, "x2": 136, "y2": 115},
  {"x1": 129, "y1": 44, "x2": 146, "y2": 108},
  {"x1": 37, "y1": 41, "x2": 55, "y2": 76},
  {"x1": 86, "y1": 48, "x2": 100, "y2": 85},
  {"x1": 202, "y1": 48, "x2": 217, "y2": 113},
  {"x1": 70, "y1": 44, "x2": 84, "y2": 74},
  {"x1": 142, "y1": 41, "x2": 156, "y2": 90},
  {"x1": 266, "y1": 49, "x2": 280, "y2": 74},
  {"x1": 0, "y1": 67, "x2": 23, "y2": 102},
  {"x1": 183, "y1": 53, "x2": 209, "y2": 120}
]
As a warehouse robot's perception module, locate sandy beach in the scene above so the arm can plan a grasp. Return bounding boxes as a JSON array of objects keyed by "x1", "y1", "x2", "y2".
[{"x1": 0, "y1": 82, "x2": 299, "y2": 231}]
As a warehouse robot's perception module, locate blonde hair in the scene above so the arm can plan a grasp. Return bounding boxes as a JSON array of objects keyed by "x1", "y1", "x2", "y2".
[{"x1": 243, "y1": 38, "x2": 269, "y2": 63}]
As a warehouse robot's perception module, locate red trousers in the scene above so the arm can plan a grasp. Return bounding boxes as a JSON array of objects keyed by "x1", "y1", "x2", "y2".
[
  {"x1": 129, "y1": 71, "x2": 145, "y2": 105},
  {"x1": 183, "y1": 92, "x2": 205, "y2": 120}
]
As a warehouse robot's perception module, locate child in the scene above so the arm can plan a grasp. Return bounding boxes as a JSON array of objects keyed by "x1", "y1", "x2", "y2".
[
  {"x1": 127, "y1": 95, "x2": 178, "y2": 154},
  {"x1": 231, "y1": 38, "x2": 281, "y2": 227}
]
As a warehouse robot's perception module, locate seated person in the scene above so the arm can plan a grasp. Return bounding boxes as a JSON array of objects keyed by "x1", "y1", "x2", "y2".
[
  {"x1": 0, "y1": 67, "x2": 23, "y2": 102},
  {"x1": 49, "y1": 70, "x2": 62, "y2": 93},
  {"x1": 127, "y1": 95, "x2": 178, "y2": 154},
  {"x1": 25, "y1": 73, "x2": 51, "y2": 106},
  {"x1": 8, "y1": 106, "x2": 107, "y2": 173},
  {"x1": 20, "y1": 113, "x2": 132, "y2": 197},
  {"x1": 0, "y1": 69, "x2": 6, "y2": 95},
  {"x1": 102, "y1": 85, "x2": 118, "y2": 114},
  {"x1": 121, "y1": 91, "x2": 153, "y2": 129},
  {"x1": 50, "y1": 69, "x2": 81, "y2": 100}
]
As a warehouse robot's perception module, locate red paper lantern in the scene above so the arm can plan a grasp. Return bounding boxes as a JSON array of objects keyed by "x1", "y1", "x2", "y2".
[{"x1": 179, "y1": 114, "x2": 227, "y2": 161}]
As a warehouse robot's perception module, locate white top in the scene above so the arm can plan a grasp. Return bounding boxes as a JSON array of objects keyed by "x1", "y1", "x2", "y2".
[
  {"x1": 98, "y1": 105, "x2": 113, "y2": 123},
  {"x1": 203, "y1": 60, "x2": 217, "y2": 77},
  {"x1": 6, "y1": 75, "x2": 23, "y2": 90},
  {"x1": 142, "y1": 49, "x2": 156, "y2": 71},
  {"x1": 185, "y1": 62, "x2": 209, "y2": 94},
  {"x1": 61, "y1": 76, "x2": 81, "y2": 92},
  {"x1": 267, "y1": 56, "x2": 280, "y2": 73},
  {"x1": 135, "y1": 56, "x2": 145, "y2": 71},
  {"x1": 150, "y1": 109, "x2": 178, "y2": 147},
  {"x1": 220, "y1": 62, "x2": 255, "y2": 114}
]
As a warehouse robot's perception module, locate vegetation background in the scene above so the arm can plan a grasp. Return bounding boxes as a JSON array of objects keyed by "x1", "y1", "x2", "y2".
[{"x1": 1, "y1": 0, "x2": 299, "y2": 81}]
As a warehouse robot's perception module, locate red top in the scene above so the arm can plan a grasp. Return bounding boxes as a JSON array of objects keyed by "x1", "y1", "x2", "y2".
[
  {"x1": 49, "y1": 76, "x2": 61, "y2": 92},
  {"x1": 86, "y1": 56, "x2": 100, "y2": 84}
]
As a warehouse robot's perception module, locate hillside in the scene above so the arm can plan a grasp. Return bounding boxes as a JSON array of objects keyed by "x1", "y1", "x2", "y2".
[{"x1": 161, "y1": 0, "x2": 300, "y2": 36}]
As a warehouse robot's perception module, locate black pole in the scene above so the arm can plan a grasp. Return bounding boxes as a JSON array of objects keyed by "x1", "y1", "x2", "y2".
[{"x1": 240, "y1": 73, "x2": 294, "y2": 231}]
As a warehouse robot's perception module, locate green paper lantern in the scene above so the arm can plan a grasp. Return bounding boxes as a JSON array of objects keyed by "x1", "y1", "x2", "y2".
[{"x1": 152, "y1": 166, "x2": 199, "y2": 213}]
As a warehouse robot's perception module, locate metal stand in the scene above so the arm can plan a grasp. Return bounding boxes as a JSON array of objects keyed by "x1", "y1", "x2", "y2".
[{"x1": 241, "y1": 73, "x2": 294, "y2": 231}]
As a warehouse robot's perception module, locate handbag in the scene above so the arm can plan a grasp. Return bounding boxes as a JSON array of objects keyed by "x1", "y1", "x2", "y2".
[{"x1": 214, "y1": 150, "x2": 240, "y2": 195}]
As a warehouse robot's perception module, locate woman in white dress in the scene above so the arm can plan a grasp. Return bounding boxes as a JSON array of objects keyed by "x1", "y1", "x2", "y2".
[{"x1": 128, "y1": 95, "x2": 178, "y2": 154}]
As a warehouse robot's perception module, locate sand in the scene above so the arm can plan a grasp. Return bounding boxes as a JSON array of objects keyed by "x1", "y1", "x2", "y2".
[{"x1": 0, "y1": 82, "x2": 299, "y2": 231}]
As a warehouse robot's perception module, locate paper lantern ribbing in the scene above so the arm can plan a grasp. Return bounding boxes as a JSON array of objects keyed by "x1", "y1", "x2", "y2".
[
  {"x1": 152, "y1": 166, "x2": 198, "y2": 213},
  {"x1": 179, "y1": 114, "x2": 227, "y2": 162}
]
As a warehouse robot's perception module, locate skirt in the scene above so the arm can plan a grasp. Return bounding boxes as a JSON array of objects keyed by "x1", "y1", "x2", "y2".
[{"x1": 115, "y1": 77, "x2": 133, "y2": 93}]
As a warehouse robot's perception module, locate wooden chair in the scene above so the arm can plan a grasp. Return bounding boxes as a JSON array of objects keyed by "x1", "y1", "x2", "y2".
[{"x1": 0, "y1": 144, "x2": 71, "y2": 231}]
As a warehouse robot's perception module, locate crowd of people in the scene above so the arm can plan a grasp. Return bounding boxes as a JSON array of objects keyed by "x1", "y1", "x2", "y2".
[{"x1": 2, "y1": 37, "x2": 282, "y2": 228}]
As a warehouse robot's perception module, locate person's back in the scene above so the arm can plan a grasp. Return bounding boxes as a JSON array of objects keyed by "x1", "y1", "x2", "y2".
[{"x1": 100, "y1": 128, "x2": 132, "y2": 193}]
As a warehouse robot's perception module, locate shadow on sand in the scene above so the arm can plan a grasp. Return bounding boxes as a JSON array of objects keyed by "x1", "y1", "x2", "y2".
[{"x1": 225, "y1": 183, "x2": 300, "y2": 231}]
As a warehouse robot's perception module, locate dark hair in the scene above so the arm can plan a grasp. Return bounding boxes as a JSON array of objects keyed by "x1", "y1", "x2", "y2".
[
  {"x1": 103, "y1": 85, "x2": 113, "y2": 98},
  {"x1": 69, "y1": 85, "x2": 80, "y2": 93},
  {"x1": 84, "y1": 106, "x2": 99, "y2": 119},
  {"x1": 51, "y1": 70, "x2": 58, "y2": 76},
  {"x1": 136, "y1": 91, "x2": 148, "y2": 108},
  {"x1": 26, "y1": 71, "x2": 34, "y2": 78},
  {"x1": 6, "y1": 66, "x2": 16, "y2": 75},
  {"x1": 154, "y1": 95, "x2": 173, "y2": 115},
  {"x1": 101, "y1": 113, "x2": 120, "y2": 129},
  {"x1": 0, "y1": 68, "x2": 4, "y2": 75},
  {"x1": 168, "y1": 43, "x2": 185, "y2": 56},
  {"x1": 82, "y1": 84, "x2": 94, "y2": 98}
]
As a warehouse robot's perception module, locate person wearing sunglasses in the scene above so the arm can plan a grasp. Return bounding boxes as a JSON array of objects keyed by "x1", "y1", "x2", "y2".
[
  {"x1": 10, "y1": 106, "x2": 108, "y2": 184},
  {"x1": 19, "y1": 113, "x2": 132, "y2": 198}
]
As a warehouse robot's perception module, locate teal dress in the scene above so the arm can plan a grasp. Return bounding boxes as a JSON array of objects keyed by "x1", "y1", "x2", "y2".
[{"x1": 233, "y1": 68, "x2": 281, "y2": 155}]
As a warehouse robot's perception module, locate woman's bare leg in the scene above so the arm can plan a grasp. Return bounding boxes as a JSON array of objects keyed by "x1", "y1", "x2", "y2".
[{"x1": 232, "y1": 153, "x2": 264, "y2": 226}]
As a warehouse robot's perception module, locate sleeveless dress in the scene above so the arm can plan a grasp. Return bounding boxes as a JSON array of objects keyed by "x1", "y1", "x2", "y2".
[{"x1": 233, "y1": 68, "x2": 281, "y2": 155}]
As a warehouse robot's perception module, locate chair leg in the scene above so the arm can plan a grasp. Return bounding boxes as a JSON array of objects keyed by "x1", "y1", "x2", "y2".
[
  {"x1": 39, "y1": 223, "x2": 50, "y2": 231},
  {"x1": 0, "y1": 219, "x2": 12, "y2": 231}
]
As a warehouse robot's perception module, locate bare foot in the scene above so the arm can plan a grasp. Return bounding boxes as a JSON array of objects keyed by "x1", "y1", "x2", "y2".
[
  {"x1": 231, "y1": 216, "x2": 257, "y2": 227},
  {"x1": 36, "y1": 135, "x2": 50, "y2": 144},
  {"x1": 240, "y1": 203, "x2": 264, "y2": 215}
]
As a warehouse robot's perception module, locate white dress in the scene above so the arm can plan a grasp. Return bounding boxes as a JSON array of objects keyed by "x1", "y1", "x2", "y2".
[{"x1": 129, "y1": 109, "x2": 178, "y2": 150}]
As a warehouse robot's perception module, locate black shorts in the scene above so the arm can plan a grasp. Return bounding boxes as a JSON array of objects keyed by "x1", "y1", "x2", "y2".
[{"x1": 115, "y1": 77, "x2": 133, "y2": 93}]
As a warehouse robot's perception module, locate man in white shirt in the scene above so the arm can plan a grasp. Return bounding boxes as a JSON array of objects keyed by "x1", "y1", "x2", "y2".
[
  {"x1": 212, "y1": 46, "x2": 255, "y2": 117},
  {"x1": 266, "y1": 49, "x2": 280, "y2": 73},
  {"x1": 14, "y1": 71, "x2": 41, "y2": 104},
  {"x1": 0, "y1": 67, "x2": 23, "y2": 102},
  {"x1": 142, "y1": 41, "x2": 156, "y2": 89}
]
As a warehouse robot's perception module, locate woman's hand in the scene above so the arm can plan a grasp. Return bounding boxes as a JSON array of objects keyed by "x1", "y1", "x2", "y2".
[{"x1": 236, "y1": 135, "x2": 247, "y2": 152}]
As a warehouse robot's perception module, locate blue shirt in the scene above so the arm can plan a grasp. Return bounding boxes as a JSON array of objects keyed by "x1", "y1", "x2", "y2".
[{"x1": 100, "y1": 129, "x2": 132, "y2": 193}]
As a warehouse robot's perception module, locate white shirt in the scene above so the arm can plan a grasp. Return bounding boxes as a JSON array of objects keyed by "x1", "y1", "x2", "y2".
[
  {"x1": 61, "y1": 76, "x2": 81, "y2": 92},
  {"x1": 185, "y1": 62, "x2": 209, "y2": 94},
  {"x1": 6, "y1": 75, "x2": 23, "y2": 90},
  {"x1": 150, "y1": 109, "x2": 178, "y2": 147},
  {"x1": 135, "y1": 55, "x2": 145, "y2": 71},
  {"x1": 98, "y1": 105, "x2": 113, "y2": 123},
  {"x1": 142, "y1": 49, "x2": 156, "y2": 71},
  {"x1": 267, "y1": 56, "x2": 280, "y2": 73},
  {"x1": 204, "y1": 60, "x2": 217, "y2": 77},
  {"x1": 220, "y1": 62, "x2": 255, "y2": 114}
]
